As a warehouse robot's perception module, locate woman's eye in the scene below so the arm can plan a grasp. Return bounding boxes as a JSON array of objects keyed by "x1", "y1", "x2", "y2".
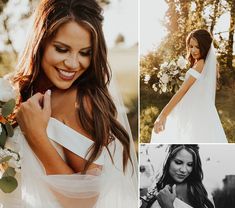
[
  {"x1": 187, "y1": 163, "x2": 193, "y2": 167},
  {"x1": 80, "y1": 50, "x2": 92, "y2": 57},
  {"x1": 55, "y1": 46, "x2": 68, "y2": 53},
  {"x1": 174, "y1": 160, "x2": 182, "y2": 165}
]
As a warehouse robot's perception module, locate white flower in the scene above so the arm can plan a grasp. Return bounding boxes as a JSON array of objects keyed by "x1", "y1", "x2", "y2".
[
  {"x1": 160, "y1": 74, "x2": 169, "y2": 84},
  {"x1": 162, "y1": 84, "x2": 167, "y2": 92},
  {"x1": 177, "y1": 56, "x2": 187, "y2": 69},
  {"x1": 8, "y1": 158, "x2": 21, "y2": 170},
  {"x1": 179, "y1": 76, "x2": 185, "y2": 81},
  {"x1": 144, "y1": 74, "x2": 151, "y2": 83},
  {"x1": 169, "y1": 60, "x2": 176, "y2": 67},
  {"x1": 173, "y1": 70, "x2": 179, "y2": 75},
  {"x1": 160, "y1": 62, "x2": 168, "y2": 69},
  {"x1": 152, "y1": 84, "x2": 158, "y2": 92},
  {"x1": 0, "y1": 78, "x2": 17, "y2": 102}
]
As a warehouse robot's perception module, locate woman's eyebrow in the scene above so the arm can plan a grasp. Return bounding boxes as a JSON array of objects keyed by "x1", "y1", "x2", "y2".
[{"x1": 53, "y1": 40, "x2": 91, "y2": 50}]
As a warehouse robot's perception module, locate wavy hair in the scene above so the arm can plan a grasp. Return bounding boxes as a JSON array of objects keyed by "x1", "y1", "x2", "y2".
[
  {"x1": 156, "y1": 145, "x2": 214, "y2": 208},
  {"x1": 13, "y1": 0, "x2": 132, "y2": 173},
  {"x1": 186, "y1": 29, "x2": 213, "y2": 67}
]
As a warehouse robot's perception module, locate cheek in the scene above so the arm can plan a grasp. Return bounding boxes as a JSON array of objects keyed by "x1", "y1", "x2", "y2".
[
  {"x1": 169, "y1": 162, "x2": 177, "y2": 176},
  {"x1": 42, "y1": 47, "x2": 63, "y2": 69},
  {"x1": 187, "y1": 166, "x2": 193, "y2": 174},
  {"x1": 80, "y1": 56, "x2": 91, "y2": 69}
]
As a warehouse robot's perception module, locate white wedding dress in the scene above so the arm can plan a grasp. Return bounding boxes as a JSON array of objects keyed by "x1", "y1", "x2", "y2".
[
  {"x1": 151, "y1": 45, "x2": 227, "y2": 143},
  {"x1": 0, "y1": 117, "x2": 137, "y2": 208},
  {"x1": 150, "y1": 197, "x2": 193, "y2": 208}
]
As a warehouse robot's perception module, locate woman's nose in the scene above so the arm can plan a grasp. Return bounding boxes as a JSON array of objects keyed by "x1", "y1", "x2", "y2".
[
  {"x1": 64, "y1": 55, "x2": 80, "y2": 69},
  {"x1": 179, "y1": 165, "x2": 187, "y2": 173},
  {"x1": 191, "y1": 47, "x2": 196, "y2": 53}
]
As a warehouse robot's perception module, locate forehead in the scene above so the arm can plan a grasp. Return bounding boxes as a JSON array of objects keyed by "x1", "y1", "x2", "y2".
[
  {"x1": 189, "y1": 37, "x2": 199, "y2": 46},
  {"x1": 174, "y1": 149, "x2": 193, "y2": 163},
  {"x1": 51, "y1": 21, "x2": 91, "y2": 48}
]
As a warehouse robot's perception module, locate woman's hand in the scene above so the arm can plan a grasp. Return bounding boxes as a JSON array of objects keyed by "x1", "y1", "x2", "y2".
[
  {"x1": 154, "y1": 114, "x2": 167, "y2": 134},
  {"x1": 16, "y1": 90, "x2": 51, "y2": 145},
  {"x1": 156, "y1": 185, "x2": 176, "y2": 208}
]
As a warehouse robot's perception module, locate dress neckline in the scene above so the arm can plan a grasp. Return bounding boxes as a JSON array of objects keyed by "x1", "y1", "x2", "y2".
[
  {"x1": 49, "y1": 117, "x2": 93, "y2": 141},
  {"x1": 47, "y1": 117, "x2": 106, "y2": 165}
]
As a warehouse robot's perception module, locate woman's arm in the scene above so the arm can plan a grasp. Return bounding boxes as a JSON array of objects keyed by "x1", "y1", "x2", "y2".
[
  {"x1": 154, "y1": 60, "x2": 204, "y2": 133},
  {"x1": 16, "y1": 91, "x2": 74, "y2": 175}
]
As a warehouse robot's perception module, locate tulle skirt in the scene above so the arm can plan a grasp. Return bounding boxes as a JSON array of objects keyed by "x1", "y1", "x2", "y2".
[{"x1": 0, "y1": 128, "x2": 137, "y2": 208}]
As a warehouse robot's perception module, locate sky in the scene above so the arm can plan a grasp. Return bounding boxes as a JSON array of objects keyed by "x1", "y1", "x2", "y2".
[
  {"x1": 140, "y1": 0, "x2": 234, "y2": 55},
  {"x1": 103, "y1": 0, "x2": 138, "y2": 48}
]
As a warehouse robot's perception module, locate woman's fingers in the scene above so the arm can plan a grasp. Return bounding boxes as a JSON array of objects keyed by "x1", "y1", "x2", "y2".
[
  {"x1": 172, "y1": 184, "x2": 176, "y2": 196},
  {"x1": 43, "y1": 90, "x2": 51, "y2": 116},
  {"x1": 154, "y1": 121, "x2": 164, "y2": 133}
]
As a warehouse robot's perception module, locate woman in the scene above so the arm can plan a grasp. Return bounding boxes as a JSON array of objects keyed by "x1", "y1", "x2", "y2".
[
  {"x1": 151, "y1": 29, "x2": 227, "y2": 143},
  {"x1": 141, "y1": 145, "x2": 214, "y2": 208},
  {"x1": 1, "y1": 0, "x2": 137, "y2": 207}
]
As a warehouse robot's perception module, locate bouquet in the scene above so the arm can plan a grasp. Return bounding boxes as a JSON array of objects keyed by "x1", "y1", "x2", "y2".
[
  {"x1": 0, "y1": 77, "x2": 21, "y2": 193},
  {"x1": 143, "y1": 56, "x2": 188, "y2": 94}
]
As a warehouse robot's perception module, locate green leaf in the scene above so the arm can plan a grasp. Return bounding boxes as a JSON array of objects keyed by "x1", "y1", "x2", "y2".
[
  {"x1": 0, "y1": 126, "x2": 7, "y2": 148},
  {"x1": 0, "y1": 155, "x2": 12, "y2": 164},
  {"x1": 5, "y1": 122, "x2": 14, "y2": 137},
  {"x1": 3, "y1": 167, "x2": 16, "y2": 177},
  {"x1": 2, "y1": 99, "x2": 15, "y2": 117},
  {"x1": 0, "y1": 176, "x2": 18, "y2": 193}
]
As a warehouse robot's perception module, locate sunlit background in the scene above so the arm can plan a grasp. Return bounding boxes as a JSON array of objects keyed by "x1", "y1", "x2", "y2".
[
  {"x1": 140, "y1": 0, "x2": 235, "y2": 143},
  {"x1": 140, "y1": 0, "x2": 234, "y2": 55},
  {"x1": 0, "y1": 0, "x2": 138, "y2": 141}
]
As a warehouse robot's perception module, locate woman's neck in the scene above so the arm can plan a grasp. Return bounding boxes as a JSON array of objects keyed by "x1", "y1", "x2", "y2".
[
  {"x1": 33, "y1": 71, "x2": 54, "y2": 94},
  {"x1": 176, "y1": 183, "x2": 191, "y2": 204}
]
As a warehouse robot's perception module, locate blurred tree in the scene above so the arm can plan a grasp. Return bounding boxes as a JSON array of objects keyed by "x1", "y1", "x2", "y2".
[
  {"x1": 209, "y1": 0, "x2": 220, "y2": 33},
  {"x1": 227, "y1": 0, "x2": 235, "y2": 71}
]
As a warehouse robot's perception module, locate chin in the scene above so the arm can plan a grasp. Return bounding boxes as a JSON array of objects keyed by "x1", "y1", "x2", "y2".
[
  {"x1": 53, "y1": 81, "x2": 74, "y2": 90},
  {"x1": 173, "y1": 177, "x2": 186, "y2": 183}
]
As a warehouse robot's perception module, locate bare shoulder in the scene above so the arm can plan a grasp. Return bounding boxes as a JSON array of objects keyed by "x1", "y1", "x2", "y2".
[{"x1": 192, "y1": 59, "x2": 204, "y2": 73}]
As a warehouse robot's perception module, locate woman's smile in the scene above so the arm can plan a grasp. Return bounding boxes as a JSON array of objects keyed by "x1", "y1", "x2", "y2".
[
  {"x1": 41, "y1": 21, "x2": 92, "y2": 90},
  {"x1": 55, "y1": 67, "x2": 77, "y2": 81}
]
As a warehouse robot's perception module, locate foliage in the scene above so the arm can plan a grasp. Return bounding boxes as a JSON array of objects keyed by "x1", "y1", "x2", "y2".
[
  {"x1": 140, "y1": 106, "x2": 159, "y2": 143},
  {"x1": 141, "y1": 0, "x2": 235, "y2": 96},
  {"x1": 0, "y1": 78, "x2": 20, "y2": 193},
  {"x1": 213, "y1": 185, "x2": 235, "y2": 208},
  {"x1": 140, "y1": 0, "x2": 235, "y2": 142}
]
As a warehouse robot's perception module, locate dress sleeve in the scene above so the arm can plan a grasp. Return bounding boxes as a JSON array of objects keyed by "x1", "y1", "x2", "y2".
[{"x1": 187, "y1": 68, "x2": 201, "y2": 79}]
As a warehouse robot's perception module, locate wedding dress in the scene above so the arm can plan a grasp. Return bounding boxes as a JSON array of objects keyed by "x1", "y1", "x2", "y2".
[
  {"x1": 0, "y1": 80, "x2": 138, "y2": 208},
  {"x1": 0, "y1": 117, "x2": 137, "y2": 208},
  {"x1": 151, "y1": 45, "x2": 227, "y2": 143},
  {"x1": 150, "y1": 197, "x2": 193, "y2": 208}
]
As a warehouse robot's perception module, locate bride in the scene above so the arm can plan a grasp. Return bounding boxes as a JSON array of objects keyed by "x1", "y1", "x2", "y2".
[
  {"x1": 151, "y1": 29, "x2": 227, "y2": 143},
  {"x1": 141, "y1": 145, "x2": 215, "y2": 208},
  {"x1": 0, "y1": 0, "x2": 137, "y2": 207}
]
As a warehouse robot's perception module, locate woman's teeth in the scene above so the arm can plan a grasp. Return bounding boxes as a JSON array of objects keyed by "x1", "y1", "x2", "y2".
[{"x1": 59, "y1": 70, "x2": 75, "y2": 77}]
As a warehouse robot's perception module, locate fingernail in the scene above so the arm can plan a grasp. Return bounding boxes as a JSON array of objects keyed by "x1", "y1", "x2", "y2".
[{"x1": 46, "y1": 89, "x2": 51, "y2": 96}]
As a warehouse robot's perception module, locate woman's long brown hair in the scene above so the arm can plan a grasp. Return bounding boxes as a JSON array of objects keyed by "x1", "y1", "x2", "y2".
[
  {"x1": 13, "y1": 0, "x2": 132, "y2": 173},
  {"x1": 186, "y1": 29, "x2": 213, "y2": 67}
]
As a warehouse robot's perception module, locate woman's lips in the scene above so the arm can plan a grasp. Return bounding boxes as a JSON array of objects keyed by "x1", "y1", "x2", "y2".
[
  {"x1": 176, "y1": 174, "x2": 187, "y2": 179},
  {"x1": 56, "y1": 68, "x2": 76, "y2": 81}
]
